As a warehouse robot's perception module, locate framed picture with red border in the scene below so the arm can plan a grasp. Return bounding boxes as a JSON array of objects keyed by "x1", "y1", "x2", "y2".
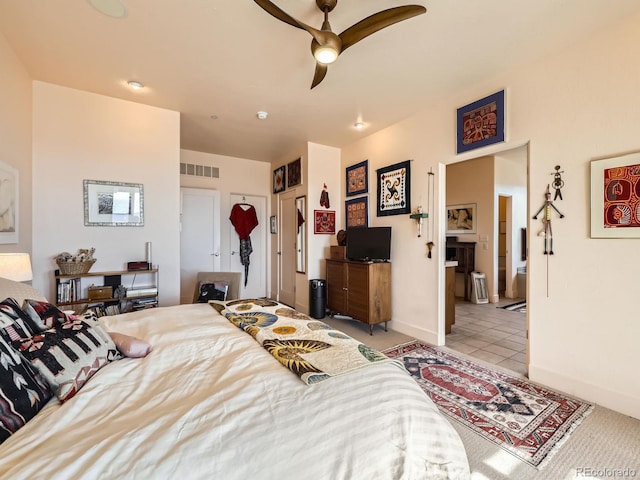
[{"x1": 313, "y1": 210, "x2": 335, "y2": 234}]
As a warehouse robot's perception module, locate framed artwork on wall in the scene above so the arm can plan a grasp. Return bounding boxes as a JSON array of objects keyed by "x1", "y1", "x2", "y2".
[
  {"x1": 270, "y1": 215, "x2": 277, "y2": 234},
  {"x1": 314, "y1": 210, "x2": 335, "y2": 234},
  {"x1": 456, "y1": 90, "x2": 505, "y2": 154},
  {"x1": 345, "y1": 197, "x2": 368, "y2": 228},
  {"x1": 272, "y1": 165, "x2": 286, "y2": 194},
  {"x1": 590, "y1": 151, "x2": 640, "y2": 238},
  {"x1": 287, "y1": 158, "x2": 302, "y2": 188},
  {"x1": 0, "y1": 160, "x2": 18, "y2": 244},
  {"x1": 376, "y1": 160, "x2": 411, "y2": 217},
  {"x1": 84, "y1": 179, "x2": 144, "y2": 226},
  {"x1": 446, "y1": 203, "x2": 476, "y2": 235},
  {"x1": 346, "y1": 160, "x2": 368, "y2": 197}
]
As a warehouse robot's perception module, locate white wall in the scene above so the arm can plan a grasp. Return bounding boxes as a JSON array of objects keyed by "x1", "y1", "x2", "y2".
[
  {"x1": 341, "y1": 13, "x2": 640, "y2": 419},
  {"x1": 0, "y1": 31, "x2": 32, "y2": 256},
  {"x1": 179, "y1": 149, "x2": 271, "y2": 289},
  {"x1": 32, "y1": 82, "x2": 181, "y2": 305}
]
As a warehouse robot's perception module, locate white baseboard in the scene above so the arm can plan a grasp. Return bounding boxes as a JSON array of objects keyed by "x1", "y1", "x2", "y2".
[
  {"x1": 391, "y1": 321, "x2": 440, "y2": 346},
  {"x1": 529, "y1": 364, "x2": 640, "y2": 420}
]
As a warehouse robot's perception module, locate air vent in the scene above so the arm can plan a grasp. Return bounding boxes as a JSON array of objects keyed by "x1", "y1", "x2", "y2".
[{"x1": 180, "y1": 163, "x2": 219, "y2": 178}]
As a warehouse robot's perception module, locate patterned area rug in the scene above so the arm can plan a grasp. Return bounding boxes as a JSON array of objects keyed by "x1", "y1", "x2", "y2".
[{"x1": 383, "y1": 341, "x2": 593, "y2": 469}]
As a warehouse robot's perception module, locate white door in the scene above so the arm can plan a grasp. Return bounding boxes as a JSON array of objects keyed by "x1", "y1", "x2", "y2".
[
  {"x1": 180, "y1": 188, "x2": 220, "y2": 304},
  {"x1": 229, "y1": 194, "x2": 267, "y2": 298},
  {"x1": 278, "y1": 191, "x2": 296, "y2": 306}
]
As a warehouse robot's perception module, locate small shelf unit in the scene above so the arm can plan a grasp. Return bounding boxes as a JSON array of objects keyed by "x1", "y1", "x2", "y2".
[{"x1": 54, "y1": 268, "x2": 159, "y2": 314}]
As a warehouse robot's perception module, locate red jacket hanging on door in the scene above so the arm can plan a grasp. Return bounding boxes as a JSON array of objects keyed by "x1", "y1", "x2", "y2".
[{"x1": 230, "y1": 204, "x2": 259, "y2": 286}]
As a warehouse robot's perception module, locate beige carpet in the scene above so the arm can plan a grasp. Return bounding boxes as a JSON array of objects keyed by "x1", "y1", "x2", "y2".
[{"x1": 323, "y1": 315, "x2": 640, "y2": 478}]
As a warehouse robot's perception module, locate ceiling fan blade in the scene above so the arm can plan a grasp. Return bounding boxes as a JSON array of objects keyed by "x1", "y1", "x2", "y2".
[
  {"x1": 339, "y1": 5, "x2": 426, "y2": 52},
  {"x1": 311, "y1": 63, "x2": 328, "y2": 89},
  {"x1": 253, "y1": 0, "x2": 328, "y2": 45}
]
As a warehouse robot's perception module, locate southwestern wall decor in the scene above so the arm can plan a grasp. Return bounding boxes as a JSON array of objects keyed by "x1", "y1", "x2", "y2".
[
  {"x1": 376, "y1": 160, "x2": 411, "y2": 217},
  {"x1": 590, "y1": 151, "x2": 640, "y2": 238},
  {"x1": 456, "y1": 90, "x2": 505, "y2": 154},
  {"x1": 346, "y1": 160, "x2": 368, "y2": 197},
  {"x1": 314, "y1": 210, "x2": 336, "y2": 234},
  {"x1": 272, "y1": 165, "x2": 285, "y2": 194},
  {"x1": 287, "y1": 158, "x2": 302, "y2": 188},
  {"x1": 345, "y1": 197, "x2": 368, "y2": 228}
]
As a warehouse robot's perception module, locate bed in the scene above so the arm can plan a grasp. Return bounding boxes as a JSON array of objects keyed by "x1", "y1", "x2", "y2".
[{"x1": 0, "y1": 278, "x2": 470, "y2": 479}]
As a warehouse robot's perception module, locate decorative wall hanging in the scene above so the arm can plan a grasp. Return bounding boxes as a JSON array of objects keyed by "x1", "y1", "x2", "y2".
[
  {"x1": 272, "y1": 165, "x2": 286, "y2": 193},
  {"x1": 346, "y1": 160, "x2": 368, "y2": 197},
  {"x1": 287, "y1": 158, "x2": 302, "y2": 188},
  {"x1": 314, "y1": 210, "x2": 336, "y2": 234},
  {"x1": 84, "y1": 180, "x2": 144, "y2": 227},
  {"x1": 0, "y1": 160, "x2": 18, "y2": 244},
  {"x1": 456, "y1": 90, "x2": 505, "y2": 154},
  {"x1": 533, "y1": 184, "x2": 564, "y2": 254},
  {"x1": 551, "y1": 165, "x2": 565, "y2": 200},
  {"x1": 446, "y1": 203, "x2": 476, "y2": 235},
  {"x1": 376, "y1": 160, "x2": 411, "y2": 217},
  {"x1": 319, "y1": 183, "x2": 330, "y2": 208},
  {"x1": 590, "y1": 152, "x2": 640, "y2": 238},
  {"x1": 230, "y1": 202, "x2": 259, "y2": 286},
  {"x1": 345, "y1": 197, "x2": 368, "y2": 228}
]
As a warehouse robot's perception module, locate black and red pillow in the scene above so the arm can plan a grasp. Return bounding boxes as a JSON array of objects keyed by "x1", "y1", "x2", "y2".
[
  {"x1": 22, "y1": 299, "x2": 68, "y2": 332},
  {"x1": 0, "y1": 298, "x2": 40, "y2": 344},
  {"x1": 0, "y1": 335, "x2": 52, "y2": 444}
]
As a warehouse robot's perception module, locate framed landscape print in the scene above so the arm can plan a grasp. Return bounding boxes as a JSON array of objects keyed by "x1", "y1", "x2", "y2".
[
  {"x1": 272, "y1": 165, "x2": 286, "y2": 194},
  {"x1": 313, "y1": 210, "x2": 335, "y2": 234},
  {"x1": 376, "y1": 160, "x2": 411, "y2": 217},
  {"x1": 287, "y1": 158, "x2": 302, "y2": 188},
  {"x1": 346, "y1": 160, "x2": 368, "y2": 197},
  {"x1": 456, "y1": 90, "x2": 505, "y2": 154},
  {"x1": 84, "y1": 179, "x2": 144, "y2": 226},
  {"x1": 345, "y1": 197, "x2": 368, "y2": 228},
  {"x1": 446, "y1": 203, "x2": 476, "y2": 235},
  {"x1": 590, "y1": 151, "x2": 640, "y2": 238}
]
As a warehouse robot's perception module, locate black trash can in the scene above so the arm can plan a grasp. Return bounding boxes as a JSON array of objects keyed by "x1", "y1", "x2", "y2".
[{"x1": 309, "y1": 279, "x2": 326, "y2": 319}]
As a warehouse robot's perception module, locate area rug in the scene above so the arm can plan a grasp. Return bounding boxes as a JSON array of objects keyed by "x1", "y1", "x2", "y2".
[
  {"x1": 501, "y1": 301, "x2": 527, "y2": 313},
  {"x1": 383, "y1": 341, "x2": 593, "y2": 469}
]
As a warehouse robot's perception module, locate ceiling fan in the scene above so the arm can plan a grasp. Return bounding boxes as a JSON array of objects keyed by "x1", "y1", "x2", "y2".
[{"x1": 253, "y1": 0, "x2": 427, "y2": 89}]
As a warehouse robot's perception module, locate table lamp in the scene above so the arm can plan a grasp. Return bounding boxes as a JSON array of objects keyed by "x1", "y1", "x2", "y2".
[{"x1": 0, "y1": 253, "x2": 33, "y2": 282}]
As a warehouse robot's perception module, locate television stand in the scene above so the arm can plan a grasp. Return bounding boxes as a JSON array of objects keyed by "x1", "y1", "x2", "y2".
[{"x1": 325, "y1": 259, "x2": 391, "y2": 335}]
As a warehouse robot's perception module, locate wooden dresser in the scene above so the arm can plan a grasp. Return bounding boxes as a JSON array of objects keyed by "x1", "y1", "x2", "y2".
[{"x1": 326, "y1": 259, "x2": 391, "y2": 335}]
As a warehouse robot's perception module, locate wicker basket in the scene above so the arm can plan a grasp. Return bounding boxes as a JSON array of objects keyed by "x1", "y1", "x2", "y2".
[{"x1": 56, "y1": 259, "x2": 96, "y2": 275}]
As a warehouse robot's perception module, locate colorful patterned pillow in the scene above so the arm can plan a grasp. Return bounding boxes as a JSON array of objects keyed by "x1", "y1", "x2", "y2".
[
  {"x1": 0, "y1": 298, "x2": 39, "y2": 343},
  {"x1": 12, "y1": 319, "x2": 122, "y2": 402},
  {"x1": 0, "y1": 335, "x2": 52, "y2": 444},
  {"x1": 21, "y1": 299, "x2": 69, "y2": 332}
]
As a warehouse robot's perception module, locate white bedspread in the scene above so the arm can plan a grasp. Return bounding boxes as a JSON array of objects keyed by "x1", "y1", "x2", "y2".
[{"x1": 0, "y1": 303, "x2": 470, "y2": 480}]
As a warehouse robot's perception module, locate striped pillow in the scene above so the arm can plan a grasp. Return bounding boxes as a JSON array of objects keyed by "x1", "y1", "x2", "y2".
[{"x1": 12, "y1": 318, "x2": 121, "y2": 402}]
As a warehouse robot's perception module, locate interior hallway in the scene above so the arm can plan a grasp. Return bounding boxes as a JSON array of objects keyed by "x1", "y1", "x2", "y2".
[{"x1": 445, "y1": 298, "x2": 527, "y2": 376}]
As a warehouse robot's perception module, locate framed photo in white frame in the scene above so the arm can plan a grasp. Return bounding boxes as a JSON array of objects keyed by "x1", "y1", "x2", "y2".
[
  {"x1": 0, "y1": 160, "x2": 18, "y2": 244},
  {"x1": 84, "y1": 179, "x2": 144, "y2": 226}
]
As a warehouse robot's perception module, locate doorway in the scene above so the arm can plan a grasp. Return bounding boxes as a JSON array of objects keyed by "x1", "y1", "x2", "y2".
[
  {"x1": 444, "y1": 144, "x2": 529, "y2": 376},
  {"x1": 179, "y1": 188, "x2": 221, "y2": 304}
]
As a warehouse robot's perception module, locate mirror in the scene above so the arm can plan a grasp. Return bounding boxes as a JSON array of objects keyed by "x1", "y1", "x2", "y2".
[{"x1": 295, "y1": 196, "x2": 306, "y2": 273}]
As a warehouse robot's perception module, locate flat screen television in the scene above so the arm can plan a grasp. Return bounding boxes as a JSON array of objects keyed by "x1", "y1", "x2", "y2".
[{"x1": 346, "y1": 227, "x2": 392, "y2": 262}]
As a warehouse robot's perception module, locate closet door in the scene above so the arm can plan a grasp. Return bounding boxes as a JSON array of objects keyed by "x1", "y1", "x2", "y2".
[
  {"x1": 229, "y1": 193, "x2": 267, "y2": 299},
  {"x1": 278, "y1": 191, "x2": 296, "y2": 306},
  {"x1": 180, "y1": 188, "x2": 220, "y2": 304}
]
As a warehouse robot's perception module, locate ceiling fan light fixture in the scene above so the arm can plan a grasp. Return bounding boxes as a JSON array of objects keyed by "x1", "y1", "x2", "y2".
[
  {"x1": 257, "y1": 111, "x2": 269, "y2": 120},
  {"x1": 314, "y1": 46, "x2": 338, "y2": 64}
]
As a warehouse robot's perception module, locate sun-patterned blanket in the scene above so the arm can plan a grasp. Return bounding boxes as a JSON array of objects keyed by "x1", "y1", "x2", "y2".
[{"x1": 210, "y1": 299, "x2": 404, "y2": 385}]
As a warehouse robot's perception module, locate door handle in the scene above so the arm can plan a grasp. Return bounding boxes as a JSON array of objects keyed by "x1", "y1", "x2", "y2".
[
  {"x1": 212, "y1": 252, "x2": 220, "y2": 257},
  {"x1": 231, "y1": 251, "x2": 238, "y2": 255}
]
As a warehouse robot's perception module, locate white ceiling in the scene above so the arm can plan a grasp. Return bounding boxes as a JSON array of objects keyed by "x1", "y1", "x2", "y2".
[{"x1": 1, "y1": 0, "x2": 639, "y2": 163}]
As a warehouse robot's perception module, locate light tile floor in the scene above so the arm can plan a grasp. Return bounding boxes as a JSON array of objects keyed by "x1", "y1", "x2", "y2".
[{"x1": 446, "y1": 298, "x2": 528, "y2": 376}]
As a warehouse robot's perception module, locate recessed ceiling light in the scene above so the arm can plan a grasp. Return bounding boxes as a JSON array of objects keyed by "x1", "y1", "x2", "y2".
[
  {"x1": 354, "y1": 122, "x2": 365, "y2": 130},
  {"x1": 87, "y1": 0, "x2": 127, "y2": 18},
  {"x1": 210, "y1": 114, "x2": 219, "y2": 120},
  {"x1": 127, "y1": 80, "x2": 144, "y2": 90},
  {"x1": 257, "y1": 111, "x2": 268, "y2": 120}
]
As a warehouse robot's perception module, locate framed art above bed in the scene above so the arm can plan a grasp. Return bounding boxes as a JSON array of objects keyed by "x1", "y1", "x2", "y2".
[{"x1": 83, "y1": 180, "x2": 144, "y2": 227}]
